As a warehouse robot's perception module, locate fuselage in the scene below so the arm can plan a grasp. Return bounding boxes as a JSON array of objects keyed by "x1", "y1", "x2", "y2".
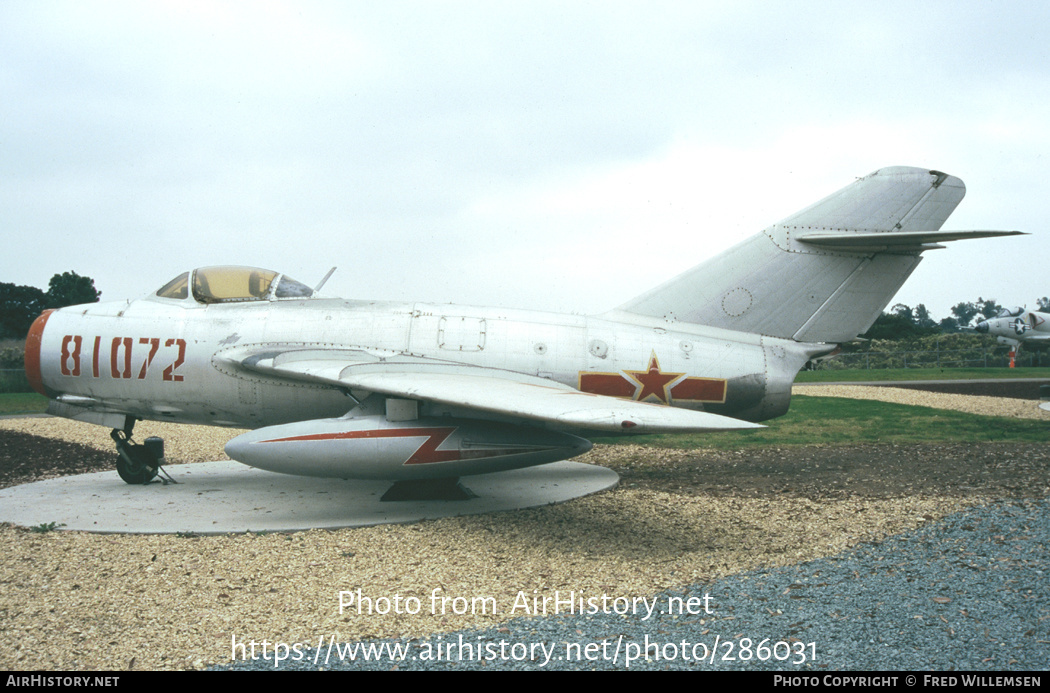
[{"x1": 26, "y1": 291, "x2": 825, "y2": 433}]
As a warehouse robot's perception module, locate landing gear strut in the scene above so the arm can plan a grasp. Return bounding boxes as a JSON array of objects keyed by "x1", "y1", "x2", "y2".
[{"x1": 110, "y1": 416, "x2": 162, "y2": 485}]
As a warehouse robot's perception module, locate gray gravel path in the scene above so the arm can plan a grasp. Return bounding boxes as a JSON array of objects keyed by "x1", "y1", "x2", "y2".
[{"x1": 219, "y1": 498, "x2": 1049, "y2": 671}]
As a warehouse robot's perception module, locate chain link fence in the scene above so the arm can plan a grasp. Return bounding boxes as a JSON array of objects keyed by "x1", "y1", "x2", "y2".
[
  {"x1": 1, "y1": 369, "x2": 31, "y2": 393},
  {"x1": 810, "y1": 345, "x2": 1048, "y2": 371}
]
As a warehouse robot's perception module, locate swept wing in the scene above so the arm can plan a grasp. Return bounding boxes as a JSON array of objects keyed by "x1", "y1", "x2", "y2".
[{"x1": 221, "y1": 349, "x2": 762, "y2": 434}]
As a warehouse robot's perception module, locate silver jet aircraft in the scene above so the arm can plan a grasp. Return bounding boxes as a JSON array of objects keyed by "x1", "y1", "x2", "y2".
[
  {"x1": 24, "y1": 166, "x2": 1020, "y2": 492},
  {"x1": 974, "y1": 307, "x2": 1050, "y2": 351}
]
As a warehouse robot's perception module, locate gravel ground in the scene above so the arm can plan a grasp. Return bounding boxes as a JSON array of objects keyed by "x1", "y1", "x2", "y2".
[
  {"x1": 0, "y1": 385, "x2": 1047, "y2": 671},
  {"x1": 218, "y1": 499, "x2": 1049, "y2": 671}
]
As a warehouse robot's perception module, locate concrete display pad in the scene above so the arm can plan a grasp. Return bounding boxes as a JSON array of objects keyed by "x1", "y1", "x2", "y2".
[{"x1": 0, "y1": 461, "x2": 618, "y2": 534}]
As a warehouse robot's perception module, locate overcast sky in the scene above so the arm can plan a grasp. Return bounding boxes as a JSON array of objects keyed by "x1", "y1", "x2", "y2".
[{"x1": 2, "y1": 1, "x2": 1047, "y2": 322}]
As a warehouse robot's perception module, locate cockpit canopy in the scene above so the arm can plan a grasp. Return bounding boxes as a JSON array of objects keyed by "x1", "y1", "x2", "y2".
[
  {"x1": 155, "y1": 266, "x2": 315, "y2": 304},
  {"x1": 997, "y1": 306, "x2": 1025, "y2": 318}
]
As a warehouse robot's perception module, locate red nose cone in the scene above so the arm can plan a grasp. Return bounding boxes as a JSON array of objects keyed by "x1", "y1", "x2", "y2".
[{"x1": 24, "y1": 310, "x2": 53, "y2": 397}]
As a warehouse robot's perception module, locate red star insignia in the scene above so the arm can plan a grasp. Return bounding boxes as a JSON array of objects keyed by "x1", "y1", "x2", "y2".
[{"x1": 624, "y1": 352, "x2": 683, "y2": 404}]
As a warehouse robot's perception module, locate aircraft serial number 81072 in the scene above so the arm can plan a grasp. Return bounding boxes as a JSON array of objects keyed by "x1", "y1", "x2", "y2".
[{"x1": 24, "y1": 166, "x2": 1020, "y2": 493}]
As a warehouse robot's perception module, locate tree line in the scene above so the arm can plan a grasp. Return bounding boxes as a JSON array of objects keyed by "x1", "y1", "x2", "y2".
[
  {"x1": 863, "y1": 297, "x2": 1050, "y2": 341},
  {"x1": 0, "y1": 272, "x2": 100, "y2": 340},
  {"x1": 0, "y1": 270, "x2": 1045, "y2": 347}
]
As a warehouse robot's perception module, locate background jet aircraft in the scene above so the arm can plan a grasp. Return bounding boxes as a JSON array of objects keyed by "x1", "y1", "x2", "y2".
[
  {"x1": 24, "y1": 166, "x2": 1021, "y2": 490},
  {"x1": 974, "y1": 306, "x2": 1050, "y2": 367},
  {"x1": 974, "y1": 307, "x2": 1050, "y2": 348}
]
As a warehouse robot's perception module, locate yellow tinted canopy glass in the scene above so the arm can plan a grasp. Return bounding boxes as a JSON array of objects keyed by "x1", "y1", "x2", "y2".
[
  {"x1": 155, "y1": 272, "x2": 190, "y2": 299},
  {"x1": 192, "y1": 266, "x2": 278, "y2": 303}
]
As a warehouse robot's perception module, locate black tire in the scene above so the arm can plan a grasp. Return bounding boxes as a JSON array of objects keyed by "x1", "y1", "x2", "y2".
[{"x1": 116, "y1": 445, "x2": 159, "y2": 485}]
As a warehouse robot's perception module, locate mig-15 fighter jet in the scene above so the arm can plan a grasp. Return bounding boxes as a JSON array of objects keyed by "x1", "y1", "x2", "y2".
[{"x1": 24, "y1": 166, "x2": 1021, "y2": 492}]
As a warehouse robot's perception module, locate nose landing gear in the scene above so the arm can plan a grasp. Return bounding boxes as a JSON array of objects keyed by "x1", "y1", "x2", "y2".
[{"x1": 110, "y1": 416, "x2": 165, "y2": 485}]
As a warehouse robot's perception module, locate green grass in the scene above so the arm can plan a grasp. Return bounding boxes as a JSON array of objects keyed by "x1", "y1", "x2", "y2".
[
  {"x1": 0, "y1": 393, "x2": 48, "y2": 415},
  {"x1": 3, "y1": 388, "x2": 1047, "y2": 450},
  {"x1": 794, "y1": 367, "x2": 1050, "y2": 383},
  {"x1": 592, "y1": 395, "x2": 1049, "y2": 450},
  {"x1": 30, "y1": 522, "x2": 66, "y2": 533}
]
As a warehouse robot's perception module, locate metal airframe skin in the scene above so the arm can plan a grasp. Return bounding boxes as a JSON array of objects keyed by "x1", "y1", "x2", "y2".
[
  {"x1": 24, "y1": 167, "x2": 1021, "y2": 482},
  {"x1": 33, "y1": 289, "x2": 808, "y2": 429}
]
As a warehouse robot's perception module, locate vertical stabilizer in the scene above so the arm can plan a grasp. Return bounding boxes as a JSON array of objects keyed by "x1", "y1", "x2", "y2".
[{"x1": 614, "y1": 167, "x2": 970, "y2": 343}]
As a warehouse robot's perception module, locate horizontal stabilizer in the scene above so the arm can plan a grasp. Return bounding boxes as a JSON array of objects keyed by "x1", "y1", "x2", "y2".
[{"x1": 796, "y1": 229, "x2": 1025, "y2": 251}]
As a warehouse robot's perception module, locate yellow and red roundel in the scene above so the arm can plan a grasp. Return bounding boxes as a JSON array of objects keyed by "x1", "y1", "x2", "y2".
[{"x1": 578, "y1": 353, "x2": 726, "y2": 405}]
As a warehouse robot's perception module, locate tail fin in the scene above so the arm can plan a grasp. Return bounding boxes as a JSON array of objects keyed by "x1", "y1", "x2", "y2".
[{"x1": 614, "y1": 166, "x2": 1021, "y2": 343}]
